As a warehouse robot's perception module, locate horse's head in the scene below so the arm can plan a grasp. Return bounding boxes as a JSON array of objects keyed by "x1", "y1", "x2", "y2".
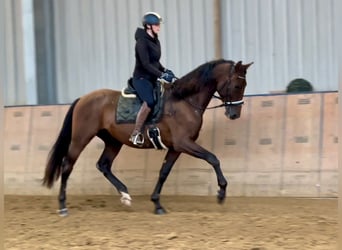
[{"x1": 216, "y1": 61, "x2": 253, "y2": 120}]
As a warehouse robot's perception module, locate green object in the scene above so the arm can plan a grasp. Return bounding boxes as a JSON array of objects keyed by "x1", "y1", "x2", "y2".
[{"x1": 286, "y1": 78, "x2": 313, "y2": 93}]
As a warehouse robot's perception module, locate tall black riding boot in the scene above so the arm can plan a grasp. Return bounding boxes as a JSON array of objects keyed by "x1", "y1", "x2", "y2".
[{"x1": 129, "y1": 102, "x2": 151, "y2": 146}]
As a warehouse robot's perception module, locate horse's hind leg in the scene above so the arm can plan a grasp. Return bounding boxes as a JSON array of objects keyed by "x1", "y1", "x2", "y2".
[
  {"x1": 96, "y1": 135, "x2": 131, "y2": 206},
  {"x1": 58, "y1": 138, "x2": 92, "y2": 216},
  {"x1": 151, "y1": 149, "x2": 181, "y2": 214}
]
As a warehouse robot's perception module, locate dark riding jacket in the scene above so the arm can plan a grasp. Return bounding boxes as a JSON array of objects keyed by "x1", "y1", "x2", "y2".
[{"x1": 133, "y1": 28, "x2": 165, "y2": 83}]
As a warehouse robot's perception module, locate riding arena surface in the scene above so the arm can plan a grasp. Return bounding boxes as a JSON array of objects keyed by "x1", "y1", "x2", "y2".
[{"x1": 5, "y1": 195, "x2": 337, "y2": 250}]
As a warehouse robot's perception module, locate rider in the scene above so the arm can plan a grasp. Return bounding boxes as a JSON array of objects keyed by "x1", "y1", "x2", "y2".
[{"x1": 129, "y1": 12, "x2": 175, "y2": 146}]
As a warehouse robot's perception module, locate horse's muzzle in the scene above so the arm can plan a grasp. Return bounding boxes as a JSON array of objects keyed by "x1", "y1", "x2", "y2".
[
  {"x1": 229, "y1": 113, "x2": 239, "y2": 120},
  {"x1": 225, "y1": 106, "x2": 241, "y2": 120}
]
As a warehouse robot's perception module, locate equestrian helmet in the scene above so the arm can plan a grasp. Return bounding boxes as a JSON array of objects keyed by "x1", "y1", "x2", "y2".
[{"x1": 142, "y1": 12, "x2": 163, "y2": 26}]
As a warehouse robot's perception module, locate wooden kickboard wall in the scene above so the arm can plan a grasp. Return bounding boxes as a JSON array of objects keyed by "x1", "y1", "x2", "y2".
[{"x1": 4, "y1": 92, "x2": 338, "y2": 197}]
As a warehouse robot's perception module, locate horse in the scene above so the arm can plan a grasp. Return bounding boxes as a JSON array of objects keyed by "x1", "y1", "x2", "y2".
[{"x1": 42, "y1": 59, "x2": 253, "y2": 216}]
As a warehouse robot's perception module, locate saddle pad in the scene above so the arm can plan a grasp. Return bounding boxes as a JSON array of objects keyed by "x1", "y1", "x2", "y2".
[
  {"x1": 116, "y1": 96, "x2": 141, "y2": 123},
  {"x1": 116, "y1": 96, "x2": 164, "y2": 124}
]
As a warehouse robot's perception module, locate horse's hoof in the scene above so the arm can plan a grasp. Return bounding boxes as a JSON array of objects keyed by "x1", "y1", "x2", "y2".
[
  {"x1": 217, "y1": 190, "x2": 226, "y2": 204},
  {"x1": 120, "y1": 192, "x2": 132, "y2": 206},
  {"x1": 154, "y1": 207, "x2": 167, "y2": 215},
  {"x1": 57, "y1": 208, "x2": 68, "y2": 217},
  {"x1": 217, "y1": 196, "x2": 226, "y2": 204}
]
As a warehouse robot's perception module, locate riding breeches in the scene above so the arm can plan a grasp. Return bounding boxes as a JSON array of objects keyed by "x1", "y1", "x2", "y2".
[{"x1": 132, "y1": 77, "x2": 156, "y2": 109}]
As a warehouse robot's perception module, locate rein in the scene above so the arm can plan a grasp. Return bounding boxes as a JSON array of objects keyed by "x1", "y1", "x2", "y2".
[{"x1": 183, "y1": 89, "x2": 245, "y2": 111}]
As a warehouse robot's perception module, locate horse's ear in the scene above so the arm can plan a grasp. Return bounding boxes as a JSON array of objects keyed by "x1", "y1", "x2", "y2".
[
  {"x1": 234, "y1": 61, "x2": 243, "y2": 72},
  {"x1": 244, "y1": 62, "x2": 254, "y2": 69},
  {"x1": 235, "y1": 61, "x2": 243, "y2": 68},
  {"x1": 235, "y1": 61, "x2": 253, "y2": 72}
]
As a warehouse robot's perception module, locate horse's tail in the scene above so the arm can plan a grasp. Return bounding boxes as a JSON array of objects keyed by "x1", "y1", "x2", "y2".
[{"x1": 42, "y1": 98, "x2": 80, "y2": 188}]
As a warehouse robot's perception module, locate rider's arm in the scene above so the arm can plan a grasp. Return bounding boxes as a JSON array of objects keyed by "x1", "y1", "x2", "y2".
[{"x1": 136, "y1": 39, "x2": 163, "y2": 78}]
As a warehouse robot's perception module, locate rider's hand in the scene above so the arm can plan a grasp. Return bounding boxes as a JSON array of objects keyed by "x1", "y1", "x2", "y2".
[
  {"x1": 164, "y1": 69, "x2": 175, "y2": 78},
  {"x1": 160, "y1": 72, "x2": 174, "y2": 83}
]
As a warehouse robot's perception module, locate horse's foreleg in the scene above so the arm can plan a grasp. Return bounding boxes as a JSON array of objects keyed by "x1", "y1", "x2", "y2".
[
  {"x1": 207, "y1": 153, "x2": 227, "y2": 204},
  {"x1": 180, "y1": 141, "x2": 227, "y2": 204},
  {"x1": 96, "y1": 142, "x2": 132, "y2": 206},
  {"x1": 151, "y1": 149, "x2": 181, "y2": 214}
]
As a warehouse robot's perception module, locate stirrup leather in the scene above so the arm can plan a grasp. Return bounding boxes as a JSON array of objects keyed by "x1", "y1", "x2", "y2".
[{"x1": 130, "y1": 132, "x2": 145, "y2": 146}]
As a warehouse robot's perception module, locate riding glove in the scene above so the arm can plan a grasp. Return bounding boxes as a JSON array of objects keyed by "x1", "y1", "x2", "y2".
[
  {"x1": 160, "y1": 72, "x2": 174, "y2": 83},
  {"x1": 164, "y1": 69, "x2": 176, "y2": 78}
]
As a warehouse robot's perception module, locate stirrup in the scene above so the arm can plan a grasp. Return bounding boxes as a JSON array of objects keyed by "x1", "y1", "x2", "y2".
[{"x1": 130, "y1": 132, "x2": 145, "y2": 146}]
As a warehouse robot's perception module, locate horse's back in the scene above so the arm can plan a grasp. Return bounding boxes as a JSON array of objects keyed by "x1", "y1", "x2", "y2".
[
  {"x1": 76, "y1": 89, "x2": 120, "y2": 108},
  {"x1": 81, "y1": 88, "x2": 120, "y2": 100},
  {"x1": 72, "y1": 89, "x2": 121, "y2": 128}
]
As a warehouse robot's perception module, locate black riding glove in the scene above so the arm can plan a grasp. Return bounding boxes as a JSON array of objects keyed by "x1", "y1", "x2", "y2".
[
  {"x1": 160, "y1": 72, "x2": 174, "y2": 83},
  {"x1": 164, "y1": 69, "x2": 176, "y2": 78}
]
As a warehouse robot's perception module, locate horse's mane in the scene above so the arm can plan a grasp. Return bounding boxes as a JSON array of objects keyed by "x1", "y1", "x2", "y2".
[{"x1": 171, "y1": 59, "x2": 235, "y2": 99}]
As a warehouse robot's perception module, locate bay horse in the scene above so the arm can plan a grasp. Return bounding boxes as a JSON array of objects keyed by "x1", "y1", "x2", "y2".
[{"x1": 42, "y1": 59, "x2": 253, "y2": 216}]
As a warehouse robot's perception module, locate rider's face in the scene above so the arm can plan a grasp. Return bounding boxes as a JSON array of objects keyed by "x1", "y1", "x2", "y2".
[{"x1": 151, "y1": 24, "x2": 160, "y2": 34}]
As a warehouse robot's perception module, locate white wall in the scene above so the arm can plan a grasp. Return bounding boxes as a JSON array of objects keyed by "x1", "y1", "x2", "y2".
[
  {"x1": 2, "y1": 0, "x2": 37, "y2": 105},
  {"x1": 221, "y1": 0, "x2": 339, "y2": 94},
  {"x1": 1, "y1": 0, "x2": 340, "y2": 105},
  {"x1": 53, "y1": 0, "x2": 216, "y2": 103}
]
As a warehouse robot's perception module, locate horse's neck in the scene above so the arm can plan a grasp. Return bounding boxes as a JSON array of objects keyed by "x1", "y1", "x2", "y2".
[{"x1": 186, "y1": 85, "x2": 216, "y2": 111}]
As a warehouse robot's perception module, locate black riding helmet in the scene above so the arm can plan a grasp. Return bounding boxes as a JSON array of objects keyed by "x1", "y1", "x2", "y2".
[{"x1": 142, "y1": 12, "x2": 163, "y2": 27}]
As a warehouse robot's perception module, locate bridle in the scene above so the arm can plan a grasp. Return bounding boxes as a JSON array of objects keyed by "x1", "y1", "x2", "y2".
[
  {"x1": 182, "y1": 63, "x2": 246, "y2": 111},
  {"x1": 208, "y1": 73, "x2": 246, "y2": 109}
]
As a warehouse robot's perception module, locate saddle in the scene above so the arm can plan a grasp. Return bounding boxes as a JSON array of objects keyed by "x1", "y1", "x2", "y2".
[
  {"x1": 116, "y1": 78, "x2": 167, "y2": 150},
  {"x1": 115, "y1": 78, "x2": 167, "y2": 149},
  {"x1": 116, "y1": 78, "x2": 165, "y2": 124}
]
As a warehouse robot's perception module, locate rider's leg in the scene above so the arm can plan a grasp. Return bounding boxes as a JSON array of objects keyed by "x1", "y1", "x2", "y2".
[
  {"x1": 130, "y1": 101, "x2": 151, "y2": 145},
  {"x1": 130, "y1": 77, "x2": 155, "y2": 146}
]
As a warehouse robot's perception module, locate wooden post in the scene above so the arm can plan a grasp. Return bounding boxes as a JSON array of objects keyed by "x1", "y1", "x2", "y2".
[{"x1": 213, "y1": 0, "x2": 222, "y2": 59}]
